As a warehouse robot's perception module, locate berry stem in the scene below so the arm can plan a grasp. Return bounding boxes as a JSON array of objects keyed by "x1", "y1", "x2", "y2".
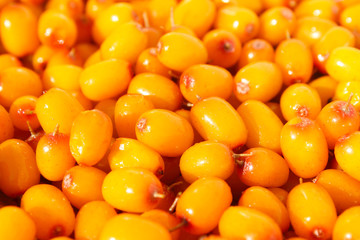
[
  {"x1": 52, "y1": 124, "x2": 60, "y2": 136},
  {"x1": 153, "y1": 192, "x2": 166, "y2": 199},
  {"x1": 169, "y1": 192, "x2": 182, "y2": 213},
  {"x1": 169, "y1": 218, "x2": 188, "y2": 232},
  {"x1": 344, "y1": 92, "x2": 354, "y2": 113},
  {"x1": 26, "y1": 121, "x2": 36, "y2": 136}
]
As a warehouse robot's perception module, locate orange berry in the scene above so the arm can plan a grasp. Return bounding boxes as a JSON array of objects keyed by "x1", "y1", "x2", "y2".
[
  {"x1": 136, "y1": 109, "x2": 194, "y2": 157},
  {"x1": 287, "y1": 182, "x2": 337, "y2": 240},
  {"x1": 333, "y1": 206, "x2": 360, "y2": 240},
  {"x1": 135, "y1": 47, "x2": 171, "y2": 78},
  {"x1": 9, "y1": 96, "x2": 40, "y2": 131},
  {"x1": 45, "y1": 0, "x2": 84, "y2": 18},
  {"x1": 339, "y1": 3, "x2": 360, "y2": 47},
  {"x1": 176, "y1": 177, "x2": 232, "y2": 235},
  {"x1": 281, "y1": 117, "x2": 328, "y2": 178},
  {"x1": 0, "y1": 105, "x2": 14, "y2": 143},
  {"x1": 102, "y1": 168, "x2": 164, "y2": 212},
  {"x1": 294, "y1": 0, "x2": 339, "y2": 21},
  {"x1": 43, "y1": 65, "x2": 82, "y2": 91},
  {"x1": 0, "y1": 54, "x2": 22, "y2": 73},
  {"x1": 309, "y1": 76, "x2": 338, "y2": 107},
  {"x1": 334, "y1": 80, "x2": 360, "y2": 111},
  {"x1": 85, "y1": 0, "x2": 115, "y2": 21},
  {"x1": 238, "y1": 38, "x2": 275, "y2": 69},
  {"x1": 70, "y1": 109, "x2": 113, "y2": 166}
]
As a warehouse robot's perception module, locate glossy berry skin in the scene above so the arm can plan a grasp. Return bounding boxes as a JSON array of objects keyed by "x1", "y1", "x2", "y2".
[
  {"x1": 202, "y1": 29, "x2": 242, "y2": 68},
  {"x1": 334, "y1": 80, "x2": 360, "y2": 111},
  {"x1": 99, "y1": 213, "x2": 171, "y2": 240},
  {"x1": 334, "y1": 131, "x2": 360, "y2": 181},
  {"x1": 238, "y1": 38, "x2": 275, "y2": 68},
  {"x1": 135, "y1": 48, "x2": 171, "y2": 78},
  {"x1": 333, "y1": 206, "x2": 360, "y2": 240},
  {"x1": 258, "y1": 7, "x2": 296, "y2": 46},
  {"x1": 236, "y1": 147, "x2": 289, "y2": 187},
  {"x1": 43, "y1": 65, "x2": 82, "y2": 91},
  {"x1": 0, "y1": 139, "x2": 40, "y2": 197},
  {"x1": 127, "y1": 73, "x2": 182, "y2": 111},
  {"x1": 309, "y1": 76, "x2": 338, "y2": 107},
  {"x1": 215, "y1": 6, "x2": 259, "y2": 43},
  {"x1": 70, "y1": 109, "x2": 113, "y2": 166},
  {"x1": 316, "y1": 100, "x2": 360, "y2": 149},
  {"x1": 21, "y1": 184, "x2": 76, "y2": 240},
  {"x1": 135, "y1": 109, "x2": 194, "y2": 157},
  {"x1": 108, "y1": 138, "x2": 165, "y2": 178},
  {"x1": 114, "y1": 94, "x2": 155, "y2": 139},
  {"x1": 179, "y1": 64, "x2": 233, "y2": 104},
  {"x1": 219, "y1": 206, "x2": 283, "y2": 240},
  {"x1": 36, "y1": 88, "x2": 84, "y2": 134},
  {"x1": 280, "y1": 83, "x2": 322, "y2": 121},
  {"x1": 0, "y1": 105, "x2": 14, "y2": 143},
  {"x1": 0, "y1": 206, "x2": 36, "y2": 240},
  {"x1": 234, "y1": 61, "x2": 283, "y2": 103},
  {"x1": 340, "y1": 4, "x2": 360, "y2": 47},
  {"x1": 314, "y1": 169, "x2": 360, "y2": 214},
  {"x1": 275, "y1": 39, "x2": 313, "y2": 85},
  {"x1": 190, "y1": 97, "x2": 247, "y2": 149},
  {"x1": 287, "y1": 182, "x2": 337, "y2": 240},
  {"x1": 0, "y1": 3, "x2": 39, "y2": 57},
  {"x1": 75, "y1": 201, "x2": 117, "y2": 240},
  {"x1": 176, "y1": 177, "x2": 232, "y2": 235},
  {"x1": 157, "y1": 32, "x2": 208, "y2": 72},
  {"x1": 294, "y1": 0, "x2": 339, "y2": 21},
  {"x1": 102, "y1": 168, "x2": 164, "y2": 213},
  {"x1": 79, "y1": 59, "x2": 132, "y2": 102},
  {"x1": 280, "y1": 117, "x2": 328, "y2": 178},
  {"x1": 9, "y1": 96, "x2": 40, "y2": 131},
  {"x1": 325, "y1": 46, "x2": 360, "y2": 82},
  {"x1": 238, "y1": 186, "x2": 290, "y2": 232},
  {"x1": 179, "y1": 140, "x2": 235, "y2": 183},
  {"x1": 237, "y1": 100, "x2": 284, "y2": 153}
]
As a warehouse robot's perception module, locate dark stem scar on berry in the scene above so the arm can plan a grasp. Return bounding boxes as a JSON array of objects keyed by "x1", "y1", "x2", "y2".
[
  {"x1": 182, "y1": 74, "x2": 195, "y2": 90},
  {"x1": 312, "y1": 227, "x2": 326, "y2": 239},
  {"x1": 296, "y1": 105, "x2": 309, "y2": 118},
  {"x1": 136, "y1": 117, "x2": 148, "y2": 133},
  {"x1": 155, "y1": 168, "x2": 164, "y2": 178},
  {"x1": 252, "y1": 39, "x2": 265, "y2": 50},
  {"x1": 236, "y1": 79, "x2": 250, "y2": 95},
  {"x1": 50, "y1": 225, "x2": 65, "y2": 238},
  {"x1": 220, "y1": 39, "x2": 235, "y2": 53}
]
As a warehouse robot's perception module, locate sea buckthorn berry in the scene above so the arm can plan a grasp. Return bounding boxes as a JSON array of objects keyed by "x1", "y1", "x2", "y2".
[
  {"x1": 43, "y1": 65, "x2": 82, "y2": 91},
  {"x1": 100, "y1": 22, "x2": 148, "y2": 65},
  {"x1": 146, "y1": 0, "x2": 176, "y2": 29},
  {"x1": 333, "y1": 206, "x2": 360, "y2": 240},
  {"x1": 85, "y1": 0, "x2": 114, "y2": 21},
  {"x1": 268, "y1": 187, "x2": 288, "y2": 205},
  {"x1": 36, "y1": 127, "x2": 75, "y2": 181},
  {"x1": 287, "y1": 182, "x2": 337, "y2": 240},
  {"x1": 136, "y1": 109, "x2": 194, "y2": 157},
  {"x1": 202, "y1": 29, "x2": 242, "y2": 68},
  {"x1": 314, "y1": 169, "x2": 360, "y2": 213},
  {"x1": 179, "y1": 140, "x2": 235, "y2": 183},
  {"x1": 99, "y1": 213, "x2": 172, "y2": 240},
  {"x1": 0, "y1": 105, "x2": 14, "y2": 143},
  {"x1": 114, "y1": 94, "x2": 154, "y2": 139},
  {"x1": 32, "y1": 46, "x2": 66, "y2": 72},
  {"x1": 176, "y1": 177, "x2": 232, "y2": 235},
  {"x1": 70, "y1": 109, "x2": 113, "y2": 166},
  {"x1": 9, "y1": 96, "x2": 40, "y2": 131},
  {"x1": 179, "y1": 64, "x2": 233, "y2": 104},
  {"x1": 46, "y1": 48, "x2": 84, "y2": 68},
  {"x1": 215, "y1": 6, "x2": 259, "y2": 43},
  {"x1": 219, "y1": 206, "x2": 282, "y2": 240},
  {"x1": 236, "y1": 147, "x2": 289, "y2": 187},
  {"x1": 238, "y1": 38, "x2": 274, "y2": 69},
  {"x1": 325, "y1": 46, "x2": 360, "y2": 82},
  {"x1": 45, "y1": 0, "x2": 84, "y2": 18},
  {"x1": 0, "y1": 139, "x2": 40, "y2": 197},
  {"x1": 275, "y1": 39, "x2": 313, "y2": 85},
  {"x1": 293, "y1": 17, "x2": 336, "y2": 47},
  {"x1": 316, "y1": 100, "x2": 360, "y2": 149},
  {"x1": 62, "y1": 165, "x2": 107, "y2": 209},
  {"x1": 281, "y1": 117, "x2": 328, "y2": 178},
  {"x1": 313, "y1": 27, "x2": 355, "y2": 73},
  {"x1": 334, "y1": 131, "x2": 360, "y2": 181},
  {"x1": 238, "y1": 186, "x2": 290, "y2": 232},
  {"x1": 294, "y1": 0, "x2": 339, "y2": 21},
  {"x1": 36, "y1": 88, "x2": 84, "y2": 134},
  {"x1": 102, "y1": 168, "x2": 164, "y2": 212},
  {"x1": 234, "y1": 61, "x2": 283, "y2": 103},
  {"x1": 280, "y1": 83, "x2": 322, "y2": 121},
  {"x1": 75, "y1": 201, "x2": 117, "y2": 240},
  {"x1": 157, "y1": 32, "x2": 208, "y2": 72},
  {"x1": 0, "y1": 54, "x2": 22, "y2": 72},
  {"x1": 127, "y1": 73, "x2": 182, "y2": 111},
  {"x1": 309, "y1": 76, "x2": 338, "y2": 107},
  {"x1": 175, "y1": 109, "x2": 204, "y2": 144},
  {"x1": 21, "y1": 184, "x2": 75, "y2": 240},
  {"x1": 67, "y1": 90, "x2": 93, "y2": 110},
  {"x1": 237, "y1": 100, "x2": 283, "y2": 153},
  {"x1": 167, "y1": 0, "x2": 216, "y2": 37},
  {"x1": 0, "y1": 67, "x2": 42, "y2": 108},
  {"x1": 92, "y1": 2, "x2": 137, "y2": 45},
  {"x1": 339, "y1": 4, "x2": 360, "y2": 47},
  {"x1": 79, "y1": 59, "x2": 132, "y2": 101},
  {"x1": 38, "y1": 10, "x2": 77, "y2": 49},
  {"x1": 190, "y1": 97, "x2": 247, "y2": 149},
  {"x1": 266, "y1": 101, "x2": 286, "y2": 123},
  {"x1": 141, "y1": 209, "x2": 182, "y2": 240},
  {"x1": 258, "y1": 7, "x2": 296, "y2": 46},
  {"x1": 135, "y1": 48, "x2": 171, "y2": 77},
  {"x1": 108, "y1": 138, "x2": 165, "y2": 178},
  {"x1": 0, "y1": 3, "x2": 39, "y2": 57},
  {"x1": 334, "y1": 81, "x2": 360, "y2": 110},
  {"x1": 0, "y1": 206, "x2": 36, "y2": 240}
]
